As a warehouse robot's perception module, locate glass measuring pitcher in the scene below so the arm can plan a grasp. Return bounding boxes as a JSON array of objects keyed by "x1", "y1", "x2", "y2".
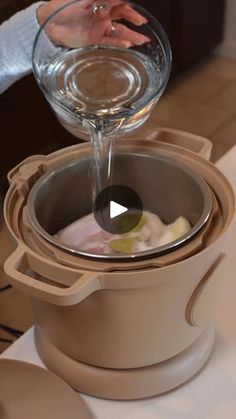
[{"x1": 32, "y1": 0, "x2": 172, "y2": 140}]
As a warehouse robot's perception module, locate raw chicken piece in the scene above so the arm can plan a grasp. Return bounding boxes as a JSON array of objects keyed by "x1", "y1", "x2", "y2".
[
  {"x1": 55, "y1": 213, "x2": 112, "y2": 253},
  {"x1": 56, "y1": 211, "x2": 191, "y2": 255},
  {"x1": 137, "y1": 212, "x2": 166, "y2": 246}
]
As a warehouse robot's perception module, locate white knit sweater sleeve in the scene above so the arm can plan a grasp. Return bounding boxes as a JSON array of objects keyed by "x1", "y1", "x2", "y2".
[{"x1": 0, "y1": 2, "x2": 57, "y2": 93}]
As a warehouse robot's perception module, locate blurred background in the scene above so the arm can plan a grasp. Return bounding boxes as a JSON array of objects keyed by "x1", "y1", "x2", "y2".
[{"x1": 1, "y1": 0, "x2": 236, "y2": 352}]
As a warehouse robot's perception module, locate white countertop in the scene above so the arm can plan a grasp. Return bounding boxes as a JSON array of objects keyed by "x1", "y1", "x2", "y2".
[{"x1": 2, "y1": 147, "x2": 236, "y2": 419}]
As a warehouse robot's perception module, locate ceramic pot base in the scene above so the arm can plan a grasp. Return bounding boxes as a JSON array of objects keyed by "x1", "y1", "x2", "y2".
[{"x1": 35, "y1": 326, "x2": 214, "y2": 400}]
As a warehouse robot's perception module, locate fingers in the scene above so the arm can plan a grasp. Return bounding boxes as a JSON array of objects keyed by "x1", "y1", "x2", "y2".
[
  {"x1": 107, "y1": 22, "x2": 150, "y2": 45},
  {"x1": 91, "y1": 2, "x2": 111, "y2": 19},
  {"x1": 110, "y1": 3, "x2": 148, "y2": 26},
  {"x1": 89, "y1": 0, "x2": 122, "y2": 19},
  {"x1": 100, "y1": 36, "x2": 132, "y2": 48},
  {"x1": 90, "y1": 1, "x2": 148, "y2": 27}
]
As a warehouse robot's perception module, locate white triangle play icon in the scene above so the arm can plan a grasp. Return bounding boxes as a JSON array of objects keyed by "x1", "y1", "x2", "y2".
[{"x1": 110, "y1": 200, "x2": 128, "y2": 219}]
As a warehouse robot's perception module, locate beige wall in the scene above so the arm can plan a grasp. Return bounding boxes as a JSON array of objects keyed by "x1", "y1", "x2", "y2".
[{"x1": 217, "y1": 0, "x2": 236, "y2": 58}]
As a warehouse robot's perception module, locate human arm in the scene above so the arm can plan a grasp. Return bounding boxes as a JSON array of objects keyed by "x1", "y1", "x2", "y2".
[{"x1": 0, "y1": 2, "x2": 53, "y2": 93}]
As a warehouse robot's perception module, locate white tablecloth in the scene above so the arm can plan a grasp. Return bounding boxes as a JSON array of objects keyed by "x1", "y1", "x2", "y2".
[{"x1": 2, "y1": 147, "x2": 236, "y2": 419}]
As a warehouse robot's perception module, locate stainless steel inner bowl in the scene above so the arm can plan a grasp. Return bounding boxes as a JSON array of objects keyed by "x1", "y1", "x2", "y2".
[{"x1": 27, "y1": 153, "x2": 212, "y2": 260}]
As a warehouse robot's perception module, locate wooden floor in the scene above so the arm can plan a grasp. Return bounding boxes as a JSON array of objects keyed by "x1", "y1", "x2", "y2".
[
  {"x1": 1, "y1": 55, "x2": 236, "y2": 353},
  {"x1": 147, "y1": 56, "x2": 236, "y2": 162}
]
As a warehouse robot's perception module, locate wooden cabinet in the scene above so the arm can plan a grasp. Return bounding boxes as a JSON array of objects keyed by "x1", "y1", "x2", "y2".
[{"x1": 170, "y1": 0, "x2": 225, "y2": 71}]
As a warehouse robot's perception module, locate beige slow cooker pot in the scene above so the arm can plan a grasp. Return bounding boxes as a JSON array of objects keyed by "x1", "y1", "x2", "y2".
[{"x1": 3, "y1": 128, "x2": 235, "y2": 400}]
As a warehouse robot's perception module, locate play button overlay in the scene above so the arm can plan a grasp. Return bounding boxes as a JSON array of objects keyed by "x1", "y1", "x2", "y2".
[
  {"x1": 110, "y1": 201, "x2": 128, "y2": 219},
  {"x1": 94, "y1": 185, "x2": 143, "y2": 234}
]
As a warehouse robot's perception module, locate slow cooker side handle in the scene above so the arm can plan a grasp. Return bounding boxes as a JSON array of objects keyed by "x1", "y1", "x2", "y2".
[
  {"x1": 4, "y1": 245, "x2": 101, "y2": 306},
  {"x1": 186, "y1": 253, "x2": 226, "y2": 327},
  {"x1": 145, "y1": 127, "x2": 212, "y2": 160}
]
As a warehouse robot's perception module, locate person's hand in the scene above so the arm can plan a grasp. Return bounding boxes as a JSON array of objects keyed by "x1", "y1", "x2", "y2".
[{"x1": 37, "y1": 0, "x2": 150, "y2": 48}]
